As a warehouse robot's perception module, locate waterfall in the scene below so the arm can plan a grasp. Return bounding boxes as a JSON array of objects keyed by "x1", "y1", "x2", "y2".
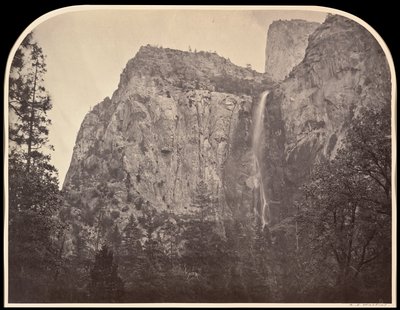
[{"x1": 252, "y1": 91, "x2": 270, "y2": 227}]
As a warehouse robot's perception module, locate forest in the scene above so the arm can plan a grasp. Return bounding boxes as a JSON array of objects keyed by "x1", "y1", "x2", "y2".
[{"x1": 8, "y1": 34, "x2": 392, "y2": 304}]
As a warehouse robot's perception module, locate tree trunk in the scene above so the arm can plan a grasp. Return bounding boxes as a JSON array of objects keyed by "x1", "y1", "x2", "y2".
[{"x1": 26, "y1": 61, "x2": 39, "y2": 173}]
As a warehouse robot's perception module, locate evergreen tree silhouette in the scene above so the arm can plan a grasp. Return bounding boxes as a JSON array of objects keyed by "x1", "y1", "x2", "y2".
[{"x1": 88, "y1": 245, "x2": 124, "y2": 302}]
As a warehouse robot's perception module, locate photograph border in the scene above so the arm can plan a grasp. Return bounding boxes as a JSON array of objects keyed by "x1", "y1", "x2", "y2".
[{"x1": 3, "y1": 5, "x2": 397, "y2": 308}]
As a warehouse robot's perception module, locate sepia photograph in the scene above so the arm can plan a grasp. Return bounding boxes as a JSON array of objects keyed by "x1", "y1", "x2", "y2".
[{"x1": 4, "y1": 5, "x2": 396, "y2": 307}]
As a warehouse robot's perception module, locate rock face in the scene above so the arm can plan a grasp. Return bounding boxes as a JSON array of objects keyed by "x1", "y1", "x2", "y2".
[
  {"x1": 62, "y1": 14, "x2": 391, "y2": 253},
  {"x1": 260, "y1": 14, "x2": 391, "y2": 224},
  {"x1": 265, "y1": 19, "x2": 320, "y2": 81},
  {"x1": 62, "y1": 45, "x2": 272, "y2": 251}
]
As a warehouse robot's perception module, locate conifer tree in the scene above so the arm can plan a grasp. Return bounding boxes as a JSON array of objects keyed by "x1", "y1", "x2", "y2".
[
  {"x1": 181, "y1": 181, "x2": 226, "y2": 300},
  {"x1": 8, "y1": 32, "x2": 63, "y2": 302},
  {"x1": 88, "y1": 245, "x2": 124, "y2": 302},
  {"x1": 250, "y1": 224, "x2": 274, "y2": 301},
  {"x1": 9, "y1": 32, "x2": 53, "y2": 172},
  {"x1": 119, "y1": 214, "x2": 146, "y2": 293},
  {"x1": 182, "y1": 181, "x2": 216, "y2": 270}
]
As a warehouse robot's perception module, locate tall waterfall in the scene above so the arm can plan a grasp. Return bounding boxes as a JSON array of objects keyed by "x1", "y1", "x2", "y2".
[{"x1": 252, "y1": 91, "x2": 270, "y2": 227}]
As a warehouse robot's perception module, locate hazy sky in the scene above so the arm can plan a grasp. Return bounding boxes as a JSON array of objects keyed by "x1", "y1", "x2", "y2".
[{"x1": 30, "y1": 8, "x2": 326, "y2": 187}]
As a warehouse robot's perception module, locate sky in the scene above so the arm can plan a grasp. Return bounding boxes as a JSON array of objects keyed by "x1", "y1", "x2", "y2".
[{"x1": 29, "y1": 8, "x2": 326, "y2": 187}]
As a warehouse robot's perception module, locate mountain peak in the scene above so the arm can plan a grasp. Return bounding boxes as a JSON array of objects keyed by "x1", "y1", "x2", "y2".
[{"x1": 265, "y1": 19, "x2": 320, "y2": 80}]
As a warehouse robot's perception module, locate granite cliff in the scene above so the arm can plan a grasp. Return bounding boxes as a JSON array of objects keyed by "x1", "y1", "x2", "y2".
[
  {"x1": 265, "y1": 19, "x2": 320, "y2": 81},
  {"x1": 260, "y1": 14, "x2": 391, "y2": 225},
  {"x1": 62, "y1": 46, "x2": 273, "y2": 252},
  {"x1": 62, "y1": 14, "x2": 391, "y2": 253}
]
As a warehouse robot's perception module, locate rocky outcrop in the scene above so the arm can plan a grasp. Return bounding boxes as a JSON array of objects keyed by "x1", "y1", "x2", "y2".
[
  {"x1": 62, "y1": 45, "x2": 273, "y2": 252},
  {"x1": 261, "y1": 14, "x2": 391, "y2": 224},
  {"x1": 265, "y1": 19, "x2": 320, "y2": 81}
]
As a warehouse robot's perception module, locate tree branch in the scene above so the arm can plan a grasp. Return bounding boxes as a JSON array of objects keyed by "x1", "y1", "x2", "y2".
[
  {"x1": 355, "y1": 229, "x2": 377, "y2": 275},
  {"x1": 9, "y1": 102, "x2": 23, "y2": 118}
]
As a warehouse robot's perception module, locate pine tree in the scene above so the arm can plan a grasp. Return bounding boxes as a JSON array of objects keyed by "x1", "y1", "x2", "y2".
[
  {"x1": 181, "y1": 181, "x2": 226, "y2": 300},
  {"x1": 8, "y1": 32, "x2": 63, "y2": 302},
  {"x1": 224, "y1": 219, "x2": 250, "y2": 302},
  {"x1": 163, "y1": 216, "x2": 179, "y2": 268},
  {"x1": 191, "y1": 180, "x2": 216, "y2": 223},
  {"x1": 141, "y1": 236, "x2": 169, "y2": 301},
  {"x1": 140, "y1": 209, "x2": 171, "y2": 301},
  {"x1": 119, "y1": 214, "x2": 146, "y2": 294},
  {"x1": 8, "y1": 151, "x2": 61, "y2": 301},
  {"x1": 88, "y1": 245, "x2": 124, "y2": 302},
  {"x1": 182, "y1": 181, "x2": 215, "y2": 270},
  {"x1": 250, "y1": 224, "x2": 274, "y2": 302},
  {"x1": 9, "y1": 32, "x2": 53, "y2": 173}
]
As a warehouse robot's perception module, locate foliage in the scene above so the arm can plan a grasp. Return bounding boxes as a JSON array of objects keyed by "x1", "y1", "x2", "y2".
[
  {"x1": 9, "y1": 33, "x2": 53, "y2": 172},
  {"x1": 8, "y1": 152, "x2": 63, "y2": 302},
  {"x1": 296, "y1": 105, "x2": 392, "y2": 302},
  {"x1": 88, "y1": 245, "x2": 124, "y2": 302},
  {"x1": 119, "y1": 215, "x2": 146, "y2": 292},
  {"x1": 209, "y1": 73, "x2": 273, "y2": 96},
  {"x1": 8, "y1": 33, "x2": 64, "y2": 302},
  {"x1": 210, "y1": 74, "x2": 256, "y2": 96}
]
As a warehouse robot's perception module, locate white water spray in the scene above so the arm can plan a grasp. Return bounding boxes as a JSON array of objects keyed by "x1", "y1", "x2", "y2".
[{"x1": 252, "y1": 91, "x2": 270, "y2": 227}]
